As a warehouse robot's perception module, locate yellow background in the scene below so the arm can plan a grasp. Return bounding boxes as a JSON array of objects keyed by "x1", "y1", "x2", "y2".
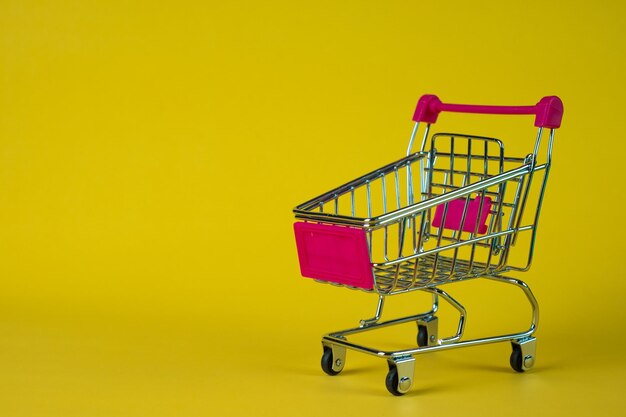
[{"x1": 1, "y1": 0, "x2": 624, "y2": 415}]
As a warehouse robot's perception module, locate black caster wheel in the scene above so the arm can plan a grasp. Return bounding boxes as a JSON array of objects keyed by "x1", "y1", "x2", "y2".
[
  {"x1": 510, "y1": 343, "x2": 524, "y2": 373},
  {"x1": 385, "y1": 365, "x2": 403, "y2": 396},
  {"x1": 417, "y1": 325, "x2": 429, "y2": 347},
  {"x1": 321, "y1": 347, "x2": 342, "y2": 376}
]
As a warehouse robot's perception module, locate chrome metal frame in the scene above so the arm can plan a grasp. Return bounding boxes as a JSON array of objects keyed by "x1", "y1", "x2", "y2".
[
  {"x1": 295, "y1": 121, "x2": 554, "y2": 395},
  {"x1": 322, "y1": 275, "x2": 538, "y2": 394}
]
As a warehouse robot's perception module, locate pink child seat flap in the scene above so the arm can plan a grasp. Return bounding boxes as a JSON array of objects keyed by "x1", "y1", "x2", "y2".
[
  {"x1": 432, "y1": 196, "x2": 492, "y2": 234},
  {"x1": 293, "y1": 222, "x2": 374, "y2": 290}
]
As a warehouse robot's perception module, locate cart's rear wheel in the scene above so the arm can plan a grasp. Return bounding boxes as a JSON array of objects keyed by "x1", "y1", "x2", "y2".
[
  {"x1": 417, "y1": 325, "x2": 429, "y2": 347},
  {"x1": 416, "y1": 316, "x2": 438, "y2": 347},
  {"x1": 321, "y1": 347, "x2": 343, "y2": 376},
  {"x1": 510, "y1": 344, "x2": 524, "y2": 373}
]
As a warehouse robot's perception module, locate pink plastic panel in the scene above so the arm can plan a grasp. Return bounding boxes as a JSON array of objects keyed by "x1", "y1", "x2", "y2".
[
  {"x1": 293, "y1": 222, "x2": 374, "y2": 290},
  {"x1": 432, "y1": 196, "x2": 493, "y2": 234}
]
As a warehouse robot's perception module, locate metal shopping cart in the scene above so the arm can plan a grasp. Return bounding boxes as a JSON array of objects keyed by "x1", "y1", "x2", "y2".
[{"x1": 292, "y1": 94, "x2": 563, "y2": 395}]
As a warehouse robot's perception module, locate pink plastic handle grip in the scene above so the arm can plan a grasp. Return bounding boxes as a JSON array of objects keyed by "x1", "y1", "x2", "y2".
[{"x1": 413, "y1": 95, "x2": 564, "y2": 128}]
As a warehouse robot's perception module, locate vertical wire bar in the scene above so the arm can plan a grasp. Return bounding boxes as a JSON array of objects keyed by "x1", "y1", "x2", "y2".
[
  {"x1": 406, "y1": 122, "x2": 420, "y2": 156},
  {"x1": 319, "y1": 202, "x2": 324, "y2": 213},
  {"x1": 406, "y1": 162, "x2": 414, "y2": 232},
  {"x1": 495, "y1": 139, "x2": 505, "y2": 267},
  {"x1": 419, "y1": 124, "x2": 431, "y2": 152},
  {"x1": 366, "y1": 180, "x2": 372, "y2": 218},
  {"x1": 430, "y1": 202, "x2": 450, "y2": 283},
  {"x1": 377, "y1": 175, "x2": 386, "y2": 264},
  {"x1": 426, "y1": 145, "x2": 436, "y2": 229},
  {"x1": 485, "y1": 180, "x2": 507, "y2": 271},
  {"x1": 412, "y1": 214, "x2": 418, "y2": 253},
  {"x1": 448, "y1": 137, "x2": 456, "y2": 242},
  {"x1": 450, "y1": 136, "x2": 455, "y2": 188},
  {"x1": 546, "y1": 128, "x2": 554, "y2": 164},
  {"x1": 533, "y1": 127, "x2": 544, "y2": 157},
  {"x1": 384, "y1": 225, "x2": 389, "y2": 262},
  {"x1": 450, "y1": 194, "x2": 472, "y2": 277},
  {"x1": 407, "y1": 162, "x2": 414, "y2": 209},
  {"x1": 499, "y1": 138, "x2": 505, "y2": 174},
  {"x1": 524, "y1": 128, "x2": 555, "y2": 270},
  {"x1": 486, "y1": 138, "x2": 507, "y2": 272},
  {"x1": 365, "y1": 179, "x2": 373, "y2": 269},
  {"x1": 411, "y1": 210, "x2": 428, "y2": 286},
  {"x1": 413, "y1": 146, "x2": 437, "y2": 286},
  {"x1": 507, "y1": 176, "x2": 526, "y2": 231},
  {"x1": 395, "y1": 171, "x2": 408, "y2": 286},
  {"x1": 462, "y1": 138, "x2": 471, "y2": 186},
  {"x1": 420, "y1": 158, "x2": 427, "y2": 202},
  {"x1": 496, "y1": 175, "x2": 526, "y2": 271},
  {"x1": 442, "y1": 172, "x2": 449, "y2": 194},
  {"x1": 484, "y1": 139, "x2": 490, "y2": 178},
  {"x1": 366, "y1": 184, "x2": 372, "y2": 255},
  {"x1": 450, "y1": 137, "x2": 472, "y2": 276},
  {"x1": 512, "y1": 128, "x2": 543, "y2": 245},
  {"x1": 469, "y1": 139, "x2": 488, "y2": 272},
  {"x1": 440, "y1": 136, "x2": 453, "y2": 197},
  {"x1": 350, "y1": 187, "x2": 355, "y2": 218},
  {"x1": 388, "y1": 167, "x2": 403, "y2": 264},
  {"x1": 334, "y1": 194, "x2": 339, "y2": 215},
  {"x1": 381, "y1": 174, "x2": 387, "y2": 214},
  {"x1": 417, "y1": 124, "x2": 431, "y2": 225},
  {"x1": 470, "y1": 188, "x2": 488, "y2": 271},
  {"x1": 398, "y1": 220, "x2": 405, "y2": 256},
  {"x1": 391, "y1": 221, "x2": 407, "y2": 291},
  {"x1": 394, "y1": 167, "x2": 401, "y2": 210}
]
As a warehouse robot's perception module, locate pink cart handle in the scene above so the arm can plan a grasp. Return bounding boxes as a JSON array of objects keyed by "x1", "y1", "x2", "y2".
[{"x1": 413, "y1": 95, "x2": 564, "y2": 128}]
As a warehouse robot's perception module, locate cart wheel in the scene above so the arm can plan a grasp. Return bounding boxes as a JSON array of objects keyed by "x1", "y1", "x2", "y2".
[
  {"x1": 321, "y1": 347, "x2": 342, "y2": 376},
  {"x1": 417, "y1": 325, "x2": 429, "y2": 347},
  {"x1": 510, "y1": 344, "x2": 524, "y2": 373},
  {"x1": 385, "y1": 366, "x2": 404, "y2": 396}
]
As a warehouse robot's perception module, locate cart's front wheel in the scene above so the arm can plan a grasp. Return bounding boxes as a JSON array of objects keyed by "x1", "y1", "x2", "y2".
[
  {"x1": 321, "y1": 346, "x2": 344, "y2": 376},
  {"x1": 385, "y1": 366, "x2": 403, "y2": 396}
]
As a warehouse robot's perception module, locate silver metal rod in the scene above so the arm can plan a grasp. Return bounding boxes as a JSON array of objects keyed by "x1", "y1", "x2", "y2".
[
  {"x1": 520, "y1": 128, "x2": 555, "y2": 271},
  {"x1": 419, "y1": 124, "x2": 431, "y2": 152},
  {"x1": 394, "y1": 167, "x2": 401, "y2": 210},
  {"x1": 424, "y1": 288, "x2": 466, "y2": 344},
  {"x1": 360, "y1": 295, "x2": 386, "y2": 327},
  {"x1": 323, "y1": 330, "x2": 531, "y2": 359},
  {"x1": 406, "y1": 122, "x2": 420, "y2": 156},
  {"x1": 330, "y1": 309, "x2": 437, "y2": 338},
  {"x1": 372, "y1": 227, "x2": 533, "y2": 267},
  {"x1": 381, "y1": 173, "x2": 387, "y2": 213},
  {"x1": 323, "y1": 276, "x2": 538, "y2": 358},
  {"x1": 350, "y1": 187, "x2": 355, "y2": 217},
  {"x1": 366, "y1": 180, "x2": 372, "y2": 218},
  {"x1": 294, "y1": 164, "x2": 548, "y2": 227}
]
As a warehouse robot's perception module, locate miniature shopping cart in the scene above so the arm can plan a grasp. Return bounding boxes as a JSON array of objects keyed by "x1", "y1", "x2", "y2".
[{"x1": 293, "y1": 94, "x2": 563, "y2": 395}]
